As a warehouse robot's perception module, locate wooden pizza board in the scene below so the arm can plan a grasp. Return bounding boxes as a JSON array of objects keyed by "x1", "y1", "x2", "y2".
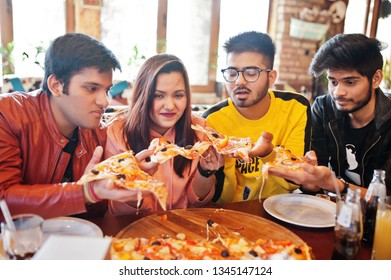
[{"x1": 116, "y1": 208, "x2": 305, "y2": 245}]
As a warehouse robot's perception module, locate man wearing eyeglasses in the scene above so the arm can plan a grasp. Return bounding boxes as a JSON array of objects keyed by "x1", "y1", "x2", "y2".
[{"x1": 202, "y1": 31, "x2": 311, "y2": 204}]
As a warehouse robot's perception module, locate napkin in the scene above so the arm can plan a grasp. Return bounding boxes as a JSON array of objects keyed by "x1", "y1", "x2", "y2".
[{"x1": 33, "y1": 235, "x2": 112, "y2": 260}]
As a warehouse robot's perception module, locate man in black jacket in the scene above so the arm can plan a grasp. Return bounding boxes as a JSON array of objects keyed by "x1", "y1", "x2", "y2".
[{"x1": 268, "y1": 33, "x2": 391, "y2": 196}]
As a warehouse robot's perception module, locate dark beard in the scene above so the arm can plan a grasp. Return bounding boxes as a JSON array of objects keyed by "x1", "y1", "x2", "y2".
[
  {"x1": 234, "y1": 81, "x2": 269, "y2": 108},
  {"x1": 346, "y1": 84, "x2": 373, "y2": 114}
]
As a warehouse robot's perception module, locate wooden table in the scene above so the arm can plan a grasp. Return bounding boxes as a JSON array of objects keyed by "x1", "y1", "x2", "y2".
[{"x1": 88, "y1": 199, "x2": 372, "y2": 260}]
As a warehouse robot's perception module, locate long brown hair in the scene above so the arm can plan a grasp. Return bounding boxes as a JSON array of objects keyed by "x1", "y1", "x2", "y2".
[{"x1": 123, "y1": 54, "x2": 196, "y2": 177}]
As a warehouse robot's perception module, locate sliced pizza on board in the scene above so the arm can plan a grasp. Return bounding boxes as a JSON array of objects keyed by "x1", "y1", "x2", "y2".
[{"x1": 77, "y1": 151, "x2": 167, "y2": 210}]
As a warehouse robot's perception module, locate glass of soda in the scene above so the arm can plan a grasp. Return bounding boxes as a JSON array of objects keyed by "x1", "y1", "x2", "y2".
[{"x1": 1, "y1": 214, "x2": 44, "y2": 260}]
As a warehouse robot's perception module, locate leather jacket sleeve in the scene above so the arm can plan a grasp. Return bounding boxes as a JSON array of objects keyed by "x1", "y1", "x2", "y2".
[
  {"x1": 0, "y1": 113, "x2": 87, "y2": 219},
  {"x1": 0, "y1": 92, "x2": 107, "y2": 221}
]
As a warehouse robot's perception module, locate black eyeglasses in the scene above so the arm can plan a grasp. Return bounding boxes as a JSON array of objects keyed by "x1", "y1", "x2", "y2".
[{"x1": 221, "y1": 67, "x2": 271, "y2": 83}]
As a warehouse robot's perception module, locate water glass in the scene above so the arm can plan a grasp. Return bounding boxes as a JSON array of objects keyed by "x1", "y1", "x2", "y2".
[
  {"x1": 371, "y1": 196, "x2": 391, "y2": 260},
  {"x1": 1, "y1": 213, "x2": 44, "y2": 260}
]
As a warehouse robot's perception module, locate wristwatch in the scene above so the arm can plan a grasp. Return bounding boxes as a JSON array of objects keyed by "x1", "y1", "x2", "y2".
[
  {"x1": 197, "y1": 162, "x2": 217, "y2": 178},
  {"x1": 338, "y1": 177, "x2": 349, "y2": 193}
]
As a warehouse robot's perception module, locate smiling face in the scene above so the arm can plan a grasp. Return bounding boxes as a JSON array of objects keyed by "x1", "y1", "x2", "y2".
[
  {"x1": 327, "y1": 69, "x2": 377, "y2": 114},
  {"x1": 149, "y1": 71, "x2": 187, "y2": 135},
  {"x1": 49, "y1": 67, "x2": 112, "y2": 138},
  {"x1": 224, "y1": 52, "x2": 277, "y2": 114}
]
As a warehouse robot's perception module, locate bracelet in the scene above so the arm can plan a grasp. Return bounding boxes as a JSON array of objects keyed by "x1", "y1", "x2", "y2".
[
  {"x1": 83, "y1": 182, "x2": 96, "y2": 204},
  {"x1": 88, "y1": 182, "x2": 103, "y2": 202},
  {"x1": 197, "y1": 162, "x2": 217, "y2": 178},
  {"x1": 83, "y1": 182, "x2": 101, "y2": 204}
]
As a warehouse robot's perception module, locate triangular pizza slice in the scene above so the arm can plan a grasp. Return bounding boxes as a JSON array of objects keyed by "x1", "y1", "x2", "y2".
[
  {"x1": 148, "y1": 138, "x2": 211, "y2": 164},
  {"x1": 191, "y1": 124, "x2": 253, "y2": 162},
  {"x1": 77, "y1": 151, "x2": 167, "y2": 210}
]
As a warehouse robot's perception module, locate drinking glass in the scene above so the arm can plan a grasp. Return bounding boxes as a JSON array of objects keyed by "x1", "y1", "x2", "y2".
[
  {"x1": 1, "y1": 213, "x2": 44, "y2": 260},
  {"x1": 371, "y1": 196, "x2": 391, "y2": 260}
]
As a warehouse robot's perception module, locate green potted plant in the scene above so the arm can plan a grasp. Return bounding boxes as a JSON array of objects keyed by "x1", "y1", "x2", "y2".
[
  {"x1": 22, "y1": 42, "x2": 46, "y2": 70},
  {"x1": 128, "y1": 45, "x2": 146, "y2": 81},
  {"x1": 0, "y1": 41, "x2": 15, "y2": 74}
]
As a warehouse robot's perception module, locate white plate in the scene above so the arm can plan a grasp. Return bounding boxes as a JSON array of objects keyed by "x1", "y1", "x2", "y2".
[
  {"x1": 263, "y1": 194, "x2": 336, "y2": 228},
  {"x1": 42, "y1": 217, "x2": 103, "y2": 238}
]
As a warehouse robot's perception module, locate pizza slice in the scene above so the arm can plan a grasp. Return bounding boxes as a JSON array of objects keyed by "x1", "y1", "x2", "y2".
[
  {"x1": 177, "y1": 141, "x2": 211, "y2": 160},
  {"x1": 148, "y1": 137, "x2": 211, "y2": 164},
  {"x1": 191, "y1": 124, "x2": 252, "y2": 162},
  {"x1": 262, "y1": 146, "x2": 308, "y2": 179},
  {"x1": 77, "y1": 151, "x2": 167, "y2": 210},
  {"x1": 148, "y1": 138, "x2": 183, "y2": 164}
]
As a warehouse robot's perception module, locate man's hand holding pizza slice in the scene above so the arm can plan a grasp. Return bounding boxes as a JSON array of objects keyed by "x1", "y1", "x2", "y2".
[
  {"x1": 265, "y1": 150, "x2": 336, "y2": 192},
  {"x1": 78, "y1": 148, "x2": 167, "y2": 211},
  {"x1": 80, "y1": 146, "x2": 146, "y2": 205}
]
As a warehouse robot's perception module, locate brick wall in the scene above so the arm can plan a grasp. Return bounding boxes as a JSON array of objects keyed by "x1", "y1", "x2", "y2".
[{"x1": 270, "y1": 0, "x2": 348, "y2": 98}]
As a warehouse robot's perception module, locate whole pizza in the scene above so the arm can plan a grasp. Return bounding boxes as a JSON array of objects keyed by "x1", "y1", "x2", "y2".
[
  {"x1": 110, "y1": 234, "x2": 312, "y2": 260},
  {"x1": 110, "y1": 218, "x2": 312, "y2": 260}
]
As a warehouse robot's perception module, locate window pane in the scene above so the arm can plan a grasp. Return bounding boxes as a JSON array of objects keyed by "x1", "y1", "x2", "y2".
[
  {"x1": 377, "y1": 15, "x2": 391, "y2": 91},
  {"x1": 101, "y1": 0, "x2": 158, "y2": 81},
  {"x1": 12, "y1": 0, "x2": 65, "y2": 77},
  {"x1": 217, "y1": 0, "x2": 270, "y2": 81},
  {"x1": 344, "y1": 0, "x2": 367, "y2": 34},
  {"x1": 166, "y1": 0, "x2": 213, "y2": 85},
  {"x1": 377, "y1": 16, "x2": 391, "y2": 60}
]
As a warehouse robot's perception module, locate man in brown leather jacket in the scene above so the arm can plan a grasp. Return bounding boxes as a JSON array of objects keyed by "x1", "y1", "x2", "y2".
[{"x1": 0, "y1": 33, "x2": 140, "y2": 220}]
